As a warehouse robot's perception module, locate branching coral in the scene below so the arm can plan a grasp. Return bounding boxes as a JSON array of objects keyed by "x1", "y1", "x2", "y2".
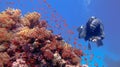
[
  {"x1": 0, "y1": 8, "x2": 83, "y2": 67},
  {"x1": 0, "y1": 28, "x2": 13, "y2": 42},
  {"x1": 0, "y1": 52, "x2": 10, "y2": 66},
  {"x1": 0, "y1": 8, "x2": 21, "y2": 29}
]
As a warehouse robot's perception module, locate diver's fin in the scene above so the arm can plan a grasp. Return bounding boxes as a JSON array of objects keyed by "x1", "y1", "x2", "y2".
[
  {"x1": 96, "y1": 40, "x2": 103, "y2": 47},
  {"x1": 88, "y1": 42, "x2": 91, "y2": 50}
]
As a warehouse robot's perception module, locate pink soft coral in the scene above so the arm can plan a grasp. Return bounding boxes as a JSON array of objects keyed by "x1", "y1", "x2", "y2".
[{"x1": 12, "y1": 59, "x2": 28, "y2": 67}]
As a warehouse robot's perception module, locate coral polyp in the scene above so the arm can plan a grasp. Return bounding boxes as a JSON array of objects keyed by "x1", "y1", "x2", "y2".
[{"x1": 0, "y1": 8, "x2": 83, "y2": 67}]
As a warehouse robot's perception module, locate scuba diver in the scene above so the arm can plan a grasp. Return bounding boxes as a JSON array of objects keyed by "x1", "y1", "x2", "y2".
[{"x1": 77, "y1": 16, "x2": 105, "y2": 49}]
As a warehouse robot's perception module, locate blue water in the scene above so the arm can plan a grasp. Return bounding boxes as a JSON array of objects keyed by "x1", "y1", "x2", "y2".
[{"x1": 0, "y1": 0, "x2": 120, "y2": 67}]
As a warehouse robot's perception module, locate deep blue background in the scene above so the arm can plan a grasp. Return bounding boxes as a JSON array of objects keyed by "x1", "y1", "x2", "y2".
[{"x1": 0, "y1": 0, "x2": 120, "y2": 67}]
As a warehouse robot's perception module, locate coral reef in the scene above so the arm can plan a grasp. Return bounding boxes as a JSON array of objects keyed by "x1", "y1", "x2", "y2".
[{"x1": 0, "y1": 8, "x2": 83, "y2": 67}]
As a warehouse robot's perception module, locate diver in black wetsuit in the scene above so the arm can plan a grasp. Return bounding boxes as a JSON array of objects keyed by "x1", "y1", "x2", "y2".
[{"x1": 77, "y1": 16, "x2": 104, "y2": 47}]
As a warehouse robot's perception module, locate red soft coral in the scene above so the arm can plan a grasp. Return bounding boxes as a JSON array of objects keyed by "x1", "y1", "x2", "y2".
[{"x1": 44, "y1": 49, "x2": 54, "y2": 60}]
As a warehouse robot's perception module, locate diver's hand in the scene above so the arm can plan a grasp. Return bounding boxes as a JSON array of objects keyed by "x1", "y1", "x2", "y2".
[{"x1": 90, "y1": 36, "x2": 101, "y2": 42}]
